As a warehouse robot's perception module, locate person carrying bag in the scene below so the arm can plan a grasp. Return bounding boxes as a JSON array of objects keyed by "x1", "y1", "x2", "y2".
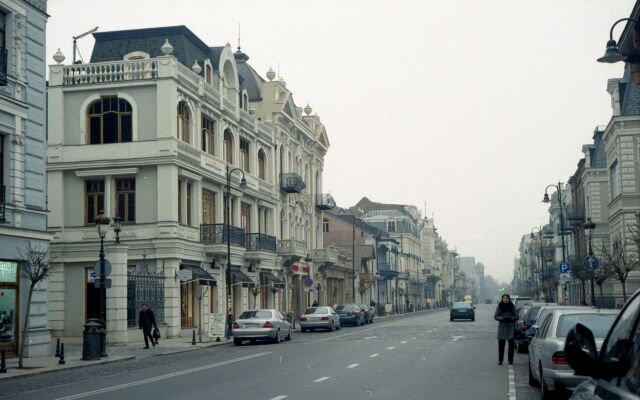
[{"x1": 494, "y1": 294, "x2": 517, "y2": 365}]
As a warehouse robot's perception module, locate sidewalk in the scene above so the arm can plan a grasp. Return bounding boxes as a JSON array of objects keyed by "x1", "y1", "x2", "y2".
[{"x1": 0, "y1": 335, "x2": 232, "y2": 380}]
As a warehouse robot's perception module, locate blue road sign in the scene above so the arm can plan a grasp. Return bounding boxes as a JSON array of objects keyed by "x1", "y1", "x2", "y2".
[
  {"x1": 560, "y1": 262, "x2": 571, "y2": 274},
  {"x1": 583, "y1": 256, "x2": 599, "y2": 270}
]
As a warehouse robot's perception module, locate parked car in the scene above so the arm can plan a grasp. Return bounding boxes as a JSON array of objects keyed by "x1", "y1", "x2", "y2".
[
  {"x1": 335, "y1": 304, "x2": 365, "y2": 326},
  {"x1": 360, "y1": 304, "x2": 374, "y2": 324},
  {"x1": 450, "y1": 302, "x2": 475, "y2": 321},
  {"x1": 565, "y1": 289, "x2": 640, "y2": 400},
  {"x1": 516, "y1": 303, "x2": 558, "y2": 353},
  {"x1": 232, "y1": 309, "x2": 292, "y2": 346},
  {"x1": 300, "y1": 306, "x2": 341, "y2": 332},
  {"x1": 528, "y1": 308, "x2": 619, "y2": 398}
]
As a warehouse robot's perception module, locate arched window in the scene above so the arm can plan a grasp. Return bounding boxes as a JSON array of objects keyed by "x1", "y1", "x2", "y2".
[
  {"x1": 258, "y1": 149, "x2": 266, "y2": 180},
  {"x1": 205, "y1": 64, "x2": 213, "y2": 85},
  {"x1": 177, "y1": 101, "x2": 191, "y2": 144},
  {"x1": 201, "y1": 115, "x2": 215, "y2": 155},
  {"x1": 223, "y1": 129, "x2": 233, "y2": 163},
  {"x1": 88, "y1": 96, "x2": 133, "y2": 144}
]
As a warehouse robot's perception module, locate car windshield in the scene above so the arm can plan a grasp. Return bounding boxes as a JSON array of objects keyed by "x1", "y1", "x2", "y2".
[
  {"x1": 525, "y1": 306, "x2": 541, "y2": 321},
  {"x1": 453, "y1": 302, "x2": 471, "y2": 309},
  {"x1": 239, "y1": 310, "x2": 272, "y2": 319},
  {"x1": 556, "y1": 313, "x2": 618, "y2": 338},
  {"x1": 335, "y1": 305, "x2": 353, "y2": 312},
  {"x1": 304, "y1": 307, "x2": 328, "y2": 315}
]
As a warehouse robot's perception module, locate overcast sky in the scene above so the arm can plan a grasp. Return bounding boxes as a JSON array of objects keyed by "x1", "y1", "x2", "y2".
[{"x1": 46, "y1": 0, "x2": 635, "y2": 282}]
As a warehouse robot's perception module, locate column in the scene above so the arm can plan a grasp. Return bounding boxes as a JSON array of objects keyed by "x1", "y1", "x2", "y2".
[
  {"x1": 158, "y1": 165, "x2": 178, "y2": 223},
  {"x1": 215, "y1": 188, "x2": 224, "y2": 224},
  {"x1": 105, "y1": 244, "x2": 129, "y2": 344},
  {"x1": 193, "y1": 180, "x2": 202, "y2": 227},
  {"x1": 251, "y1": 199, "x2": 259, "y2": 234},
  {"x1": 105, "y1": 175, "x2": 113, "y2": 217},
  {"x1": 48, "y1": 261, "x2": 66, "y2": 336},
  {"x1": 163, "y1": 258, "x2": 181, "y2": 338},
  {"x1": 180, "y1": 179, "x2": 188, "y2": 224}
]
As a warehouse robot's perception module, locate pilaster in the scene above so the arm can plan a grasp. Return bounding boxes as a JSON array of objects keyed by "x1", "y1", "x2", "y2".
[{"x1": 105, "y1": 244, "x2": 129, "y2": 344}]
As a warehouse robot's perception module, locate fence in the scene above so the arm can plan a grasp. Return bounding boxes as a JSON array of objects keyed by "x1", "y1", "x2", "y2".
[{"x1": 127, "y1": 263, "x2": 165, "y2": 327}]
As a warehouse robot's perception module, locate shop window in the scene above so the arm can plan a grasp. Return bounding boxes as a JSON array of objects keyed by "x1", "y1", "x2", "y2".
[
  {"x1": 115, "y1": 177, "x2": 136, "y2": 223},
  {"x1": 85, "y1": 180, "x2": 105, "y2": 224},
  {"x1": 87, "y1": 97, "x2": 133, "y2": 144}
]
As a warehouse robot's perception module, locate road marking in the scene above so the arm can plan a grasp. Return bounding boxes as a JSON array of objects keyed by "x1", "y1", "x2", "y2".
[
  {"x1": 369, "y1": 353, "x2": 379, "y2": 358},
  {"x1": 271, "y1": 397, "x2": 288, "y2": 400},
  {"x1": 508, "y1": 365, "x2": 516, "y2": 400},
  {"x1": 401, "y1": 340, "x2": 408, "y2": 344},
  {"x1": 314, "y1": 377, "x2": 331, "y2": 383},
  {"x1": 347, "y1": 363, "x2": 359, "y2": 369},
  {"x1": 451, "y1": 335, "x2": 465, "y2": 342},
  {"x1": 411, "y1": 337, "x2": 416, "y2": 340},
  {"x1": 387, "y1": 346, "x2": 395, "y2": 350},
  {"x1": 52, "y1": 352, "x2": 272, "y2": 400}
]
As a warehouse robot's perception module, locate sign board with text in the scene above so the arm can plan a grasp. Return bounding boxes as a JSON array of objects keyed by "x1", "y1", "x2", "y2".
[
  {"x1": 209, "y1": 313, "x2": 226, "y2": 338},
  {"x1": 176, "y1": 270, "x2": 193, "y2": 282}
]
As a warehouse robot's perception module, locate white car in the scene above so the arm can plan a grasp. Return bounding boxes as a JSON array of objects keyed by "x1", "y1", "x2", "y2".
[
  {"x1": 232, "y1": 309, "x2": 292, "y2": 346},
  {"x1": 300, "y1": 306, "x2": 341, "y2": 332},
  {"x1": 528, "y1": 308, "x2": 619, "y2": 398}
]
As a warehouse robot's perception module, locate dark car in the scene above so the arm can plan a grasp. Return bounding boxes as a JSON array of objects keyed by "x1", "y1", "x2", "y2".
[
  {"x1": 516, "y1": 304, "x2": 547, "y2": 353},
  {"x1": 450, "y1": 302, "x2": 475, "y2": 321},
  {"x1": 335, "y1": 304, "x2": 365, "y2": 326},
  {"x1": 564, "y1": 288, "x2": 640, "y2": 399},
  {"x1": 359, "y1": 304, "x2": 374, "y2": 324}
]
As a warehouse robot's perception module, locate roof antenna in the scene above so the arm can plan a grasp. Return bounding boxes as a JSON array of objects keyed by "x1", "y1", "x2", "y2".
[
  {"x1": 237, "y1": 22, "x2": 241, "y2": 52},
  {"x1": 72, "y1": 26, "x2": 98, "y2": 64}
]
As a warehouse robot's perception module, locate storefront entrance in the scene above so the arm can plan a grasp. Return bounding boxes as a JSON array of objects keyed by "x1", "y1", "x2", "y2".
[{"x1": 0, "y1": 261, "x2": 19, "y2": 355}]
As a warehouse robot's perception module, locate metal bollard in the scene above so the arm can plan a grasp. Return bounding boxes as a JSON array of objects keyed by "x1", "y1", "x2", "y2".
[
  {"x1": 0, "y1": 349, "x2": 6, "y2": 373},
  {"x1": 191, "y1": 329, "x2": 196, "y2": 345},
  {"x1": 55, "y1": 338, "x2": 61, "y2": 357},
  {"x1": 58, "y1": 343, "x2": 66, "y2": 365}
]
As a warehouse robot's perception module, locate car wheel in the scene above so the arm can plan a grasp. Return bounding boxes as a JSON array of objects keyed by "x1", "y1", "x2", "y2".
[
  {"x1": 329, "y1": 321, "x2": 335, "y2": 332},
  {"x1": 471, "y1": 317, "x2": 475, "y2": 321},
  {"x1": 233, "y1": 338, "x2": 242, "y2": 346},
  {"x1": 517, "y1": 342, "x2": 525, "y2": 354},
  {"x1": 450, "y1": 317, "x2": 454, "y2": 321},
  {"x1": 301, "y1": 327, "x2": 307, "y2": 333},
  {"x1": 286, "y1": 329, "x2": 292, "y2": 341},
  {"x1": 274, "y1": 329, "x2": 281, "y2": 344},
  {"x1": 540, "y1": 366, "x2": 552, "y2": 399},
  {"x1": 528, "y1": 362, "x2": 538, "y2": 387}
]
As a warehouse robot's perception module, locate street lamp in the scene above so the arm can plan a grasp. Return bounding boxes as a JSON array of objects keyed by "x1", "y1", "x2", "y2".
[
  {"x1": 542, "y1": 182, "x2": 567, "y2": 265},
  {"x1": 597, "y1": 18, "x2": 638, "y2": 63},
  {"x1": 95, "y1": 210, "x2": 111, "y2": 357},
  {"x1": 113, "y1": 216, "x2": 122, "y2": 244},
  {"x1": 225, "y1": 164, "x2": 247, "y2": 339},
  {"x1": 530, "y1": 226, "x2": 543, "y2": 300},
  {"x1": 582, "y1": 218, "x2": 597, "y2": 306}
]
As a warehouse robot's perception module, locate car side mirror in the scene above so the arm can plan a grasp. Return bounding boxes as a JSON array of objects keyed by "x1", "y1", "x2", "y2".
[
  {"x1": 564, "y1": 323, "x2": 599, "y2": 377},
  {"x1": 525, "y1": 320, "x2": 533, "y2": 326}
]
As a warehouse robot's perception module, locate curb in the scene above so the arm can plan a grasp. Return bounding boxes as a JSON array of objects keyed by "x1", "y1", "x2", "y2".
[{"x1": 0, "y1": 355, "x2": 136, "y2": 381}]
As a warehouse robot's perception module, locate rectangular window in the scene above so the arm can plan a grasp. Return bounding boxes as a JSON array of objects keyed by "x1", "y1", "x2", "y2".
[
  {"x1": 240, "y1": 139, "x2": 249, "y2": 172},
  {"x1": 201, "y1": 116, "x2": 215, "y2": 155},
  {"x1": 205, "y1": 64, "x2": 213, "y2": 85},
  {"x1": 85, "y1": 180, "x2": 105, "y2": 224},
  {"x1": 187, "y1": 182, "x2": 192, "y2": 226},
  {"x1": 323, "y1": 219, "x2": 330, "y2": 233},
  {"x1": 115, "y1": 177, "x2": 136, "y2": 223},
  {"x1": 178, "y1": 179, "x2": 182, "y2": 224},
  {"x1": 387, "y1": 221, "x2": 396, "y2": 232},
  {"x1": 202, "y1": 189, "x2": 216, "y2": 225},
  {"x1": 241, "y1": 203, "x2": 251, "y2": 233},
  {"x1": 610, "y1": 160, "x2": 620, "y2": 198},
  {"x1": 209, "y1": 286, "x2": 218, "y2": 313},
  {"x1": 181, "y1": 281, "x2": 195, "y2": 327}
]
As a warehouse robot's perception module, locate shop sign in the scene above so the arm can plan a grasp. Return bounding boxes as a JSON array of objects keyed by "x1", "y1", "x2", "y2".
[
  {"x1": 0, "y1": 261, "x2": 18, "y2": 283},
  {"x1": 209, "y1": 313, "x2": 225, "y2": 338}
]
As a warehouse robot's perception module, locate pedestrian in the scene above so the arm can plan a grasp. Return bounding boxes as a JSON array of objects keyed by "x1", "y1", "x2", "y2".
[
  {"x1": 139, "y1": 303, "x2": 157, "y2": 349},
  {"x1": 312, "y1": 300, "x2": 319, "y2": 307},
  {"x1": 494, "y1": 294, "x2": 516, "y2": 365}
]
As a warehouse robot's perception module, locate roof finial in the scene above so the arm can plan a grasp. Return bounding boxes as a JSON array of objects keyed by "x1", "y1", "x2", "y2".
[{"x1": 238, "y1": 22, "x2": 241, "y2": 52}]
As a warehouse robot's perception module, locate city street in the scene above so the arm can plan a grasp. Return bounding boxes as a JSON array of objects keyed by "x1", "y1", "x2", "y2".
[{"x1": 1, "y1": 305, "x2": 541, "y2": 400}]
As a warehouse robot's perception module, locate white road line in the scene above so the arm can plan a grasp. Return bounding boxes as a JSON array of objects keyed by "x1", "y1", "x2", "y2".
[
  {"x1": 508, "y1": 365, "x2": 516, "y2": 400},
  {"x1": 387, "y1": 346, "x2": 395, "y2": 350},
  {"x1": 52, "y1": 352, "x2": 272, "y2": 400},
  {"x1": 347, "y1": 363, "x2": 359, "y2": 369},
  {"x1": 420, "y1": 333, "x2": 426, "y2": 336},
  {"x1": 271, "y1": 396, "x2": 288, "y2": 400},
  {"x1": 369, "y1": 354, "x2": 379, "y2": 358},
  {"x1": 401, "y1": 340, "x2": 408, "y2": 344},
  {"x1": 451, "y1": 335, "x2": 465, "y2": 342},
  {"x1": 411, "y1": 337, "x2": 416, "y2": 340},
  {"x1": 314, "y1": 377, "x2": 331, "y2": 383}
]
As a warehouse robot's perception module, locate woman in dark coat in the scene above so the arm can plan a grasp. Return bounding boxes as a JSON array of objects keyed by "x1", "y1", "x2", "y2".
[{"x1": 494, "y1": 294, "x2": 516, "y2": 365}]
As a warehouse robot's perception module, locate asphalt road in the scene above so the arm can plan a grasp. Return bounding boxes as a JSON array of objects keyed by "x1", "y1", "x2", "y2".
[{"x1": 1, "y1": 305, "x2": 543, "y2": 400}]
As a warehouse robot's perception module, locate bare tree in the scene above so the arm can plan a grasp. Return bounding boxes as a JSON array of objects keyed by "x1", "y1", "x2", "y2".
[
  {"x1": 17, "y1": 244, "x2": 51, "y2": 369},
  {"x1": 597, "y1": 235, "x2": 640, "y2": 302},
  {"x1": 591, "y1": 264, "x2": 612, "y2": 306}
]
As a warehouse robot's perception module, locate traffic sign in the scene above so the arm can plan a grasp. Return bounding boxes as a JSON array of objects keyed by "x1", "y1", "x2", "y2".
[
  {"x1": 93, "y1": 278, "x2": 112, "y2": 289},
  {"x1": 304, "y1": 277, "x2": 313, "y2": 288},
  {"x1": 93, "y1": 260, "x2": 112, "y2": 277},
  {"x1": 559, "y1": 262, "x2": 571, "y2": 274},
  {"x1": 583, "y1": 256, "x2": 599, "y2": 270}
]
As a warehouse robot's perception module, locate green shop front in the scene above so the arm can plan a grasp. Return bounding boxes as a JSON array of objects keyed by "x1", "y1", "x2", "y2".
[{"x1": 0, "y1": 260, "x2": 19, "y2": 355}]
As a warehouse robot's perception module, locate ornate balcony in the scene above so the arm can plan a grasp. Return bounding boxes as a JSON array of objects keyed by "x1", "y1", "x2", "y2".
[
  {"x1": 200, "y1": 224, "x2": 245, "y2": 247},
  {"x1": 62, "y1": 59, "x2": 158, "y2": 86},
  {"x1": 315, "y1": 194, "x2": 336, "y2": 210},
  {"x1": 0, "y1": 185, "x2": 5, "y2": 222},
  {"x1": 245, "y1": 233, "x2": 276, "y2": 253},
  {"x1": 565, "y1": 205, "x2": 585, "y2": 222},
  {"x1": 280, "y1": 173, "x2": 305, "y2": 193},
  {"x1": 313, "y1": 247, "x2": 339, "y2": 265},
  {"x1": 359, "y1": 272, "x2": 375, "y2": 283},
  {"x1": 0, "y1": 48, "x2": 7, "y2": 86},
  {"x1": 277, "y1": 239, "x2": 307, "y2": 258},
  {"x1": 377, "y1": 262, "x2": 399, "y2": 278}
]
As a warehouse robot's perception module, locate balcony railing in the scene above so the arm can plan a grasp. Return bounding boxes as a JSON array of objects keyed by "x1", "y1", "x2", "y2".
[
  {"x1": 0, "y1": 48, "x2": 7, "y2": 86},
  {"x1": 377, "y1": 262, "x2": 399, "y2": 277},
  {"x1": 277, "y1": 239, "x2": 307, "y2": 256},
  {"x1": 565, "y1": 205, "x2": 585, "y2": 221},
  {"x1": 62, "y1": 59, "x2": 158, "y2": 86},
  {"x1": 359, "y1": 272, "x2": 375, "y2": 283},
  {"x1": 0, "y1": 185, "x2": 5, "y2": 222},
  {"x1": 315, "y1": 194, "x2": 336, "y2": 210},
  {"x1": 200, "y1": 224, "x2": 245, "y2": 247},
  {"x1": 245, "y1": 233, "x2": 276, "y2": 253},
  {"x1": 280, "y1": 173, "x2": 305, "y2": 193},
  {"x1": 313, "y1": 247, "x2": 339, "y2": 264}
]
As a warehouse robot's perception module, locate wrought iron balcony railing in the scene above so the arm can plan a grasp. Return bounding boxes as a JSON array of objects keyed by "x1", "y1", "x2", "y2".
[
  {"x1": 315, "y1": 193, "x2": 336, "y2": 210},
  {"x1": 0, "y1": 185, "x2": 5, "y2": 222},
  {"x1": 280, "y1": 173, "x2": 305, "y2": 193},
  {"x1": 200, "y1": 224, "x2": 246, "y2": 247},
  {"x1": 245, "y1": 233, "x2": 276, "y2": 253},
  {"x1": 377, "y1": 262, "x2": 399, "y2": 276},
  {"x1": 0, "y1": 48, "x2": 6, "y2": 86}
]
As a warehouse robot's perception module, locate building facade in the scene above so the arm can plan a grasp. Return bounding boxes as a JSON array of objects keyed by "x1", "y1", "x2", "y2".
[{"x1": 0, "y1": 0, "x2": 50, "y2": 357}]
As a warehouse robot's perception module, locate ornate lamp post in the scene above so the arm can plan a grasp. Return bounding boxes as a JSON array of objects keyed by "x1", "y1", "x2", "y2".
[
  {"x1": 582, "y1": 218, "x2": 598, "y2": 306},
  {"x1": 530, "y1": 227, "x2": 543, "y2": 300},
  {"x1": 597, "y1": 18, "x2": 638, "y2": 63},
  {"x1": 95, "y1": 211, "x2": 111, "y2": 357},
  {"x1": 225, "y1": 164, "x2": 247, "y2": 339},
  {"x1": 542, "y1": 182, "x2": 566, "y2": 302}
]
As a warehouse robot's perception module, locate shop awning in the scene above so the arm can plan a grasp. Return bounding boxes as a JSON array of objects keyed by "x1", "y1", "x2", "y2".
[
  {"x1": 261, "y1": 271, "x2": 285, "y2": 289},
  {"x1": 231, "y1": 268, "x2": 255, "y2": 288},
  {"x1": 180, "y1": 265, "x2": 217, "y2": 287}
]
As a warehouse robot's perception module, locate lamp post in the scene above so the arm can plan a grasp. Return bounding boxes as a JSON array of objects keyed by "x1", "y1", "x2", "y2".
[
  {"x1": 95, "y1": 211, "x2": 111, "y2": 357},
  {"x1": 113, "y1": 216, "x2": 122, "y2": 244},
  {"x1": 225, "y1": 164, "x2": 247, "y2": 339},
  {"x1": 530, "y1": 227, "x2": 543, "y2": 300},
  {"x1": 582, "y1": 218, "x2": 597, "y2": 306},
  {"x1": 542, "y1": 182, "x2": 566, "y2": 302},
  {"x1": 597, "y1": 18, "x2": 638, "y2": 63},
  {"x1": 352, "y1": 215, "x2": 356, "y2": 302}
]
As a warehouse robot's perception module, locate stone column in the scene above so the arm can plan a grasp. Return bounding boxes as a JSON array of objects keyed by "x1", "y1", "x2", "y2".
[
  {"x1": 105, "y1": 244, "x2": 129, "y2": 344},
  {"x1": 163, "y1": 258, "x2": 181, "y2": 338}
]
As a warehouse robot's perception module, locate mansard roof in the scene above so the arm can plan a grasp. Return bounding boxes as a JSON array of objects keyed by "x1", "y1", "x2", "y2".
[
  {"x1": 235, "y1": 50, "x2": 265, "y2": 101},
  {"x1": 590, "y1": 129, "x2": 607, "y2": 169},
  {"x1": 354, "y1": 197, "x2": 408, "y2": 213},
  {"x1": 91, "y1": 25, "x2": 222, "y2": 72},
  {"x1": 619, "y1": 66, "x2": 640, "y2": 116}
]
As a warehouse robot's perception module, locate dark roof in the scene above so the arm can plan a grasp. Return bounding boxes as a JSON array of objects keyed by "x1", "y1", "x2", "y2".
[
  {"x1": 590, "y1": 129, "x2": 607, "y2": 168},
  {"x1": 353, "y1": 197, "x2": 405, "y2": 213},
  {"x1": 620, "y1": 66, "x2": 640, "y2": 116},
  {"x1": 90, "y1": 25, "x2": 219, "y2": 73},
  {"x1": 235, "y1": 49, "x2": 265, "y2": 101},
  {"x1": 617, "y1": 2, "x2": 640, "y2": 57}
]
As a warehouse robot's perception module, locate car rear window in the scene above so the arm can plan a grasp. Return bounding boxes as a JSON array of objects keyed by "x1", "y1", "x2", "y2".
[
  {"x1": 336, "y1": 305, "x2": 352, "y2": 311},
  {"x1": 239, "y1": 310, "x2": 272, "y2": 319},
  {"x1": 525, "y1": 307, "x2": 541, "y2": 321},
  {"x1": 304, "y1": 307, "x2": 328, "y2": 314},
  {"x1": 556, "y1": 313, "x2": 617, "y2": 338},
  {"x1": 453, "y1": 302, "x2": 471, "y2": 309}
]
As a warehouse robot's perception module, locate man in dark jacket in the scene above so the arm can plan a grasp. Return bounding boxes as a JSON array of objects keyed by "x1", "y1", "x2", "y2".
[{"x1": 139, "y1": 304, "x2": 157, "y2": 349}]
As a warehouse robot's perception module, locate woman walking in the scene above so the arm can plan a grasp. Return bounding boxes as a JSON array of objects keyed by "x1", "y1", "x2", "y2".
[{"x1": 494, "y1": 294, "x2": 516, "y2": 365}]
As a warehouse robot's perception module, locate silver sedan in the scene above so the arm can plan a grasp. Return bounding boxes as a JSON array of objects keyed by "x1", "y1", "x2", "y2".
[
  {"x1": 232, "y1": 309, "x2": 292, "y2": 346},
  {"x1": 300, "y1": 306, "x2": 341, "y2": 332}
]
